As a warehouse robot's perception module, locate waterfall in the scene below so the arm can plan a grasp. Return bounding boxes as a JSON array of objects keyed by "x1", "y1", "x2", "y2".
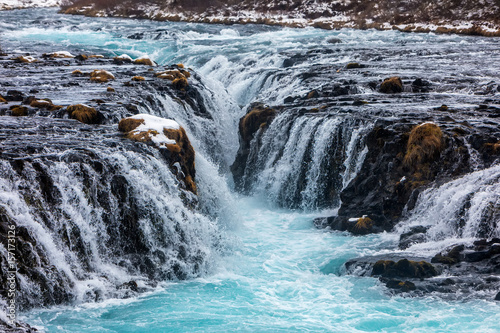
[
  {"x1": 238, "y1": 112, "x2": 371, "y2": 210},
  {"x1": 0, "y1": 117, "x2": 229, "y2": 310},
  {"x1": 395, "y1": 163, "x2": 500, "y2": 248}
]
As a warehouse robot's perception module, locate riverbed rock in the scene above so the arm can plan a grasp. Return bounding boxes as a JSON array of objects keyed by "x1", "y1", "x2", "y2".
[
  {"x1": 380, "y1": 76, "x2": 403, "y2": 93},
  {"x1": 67, "y1": 104, "x2": 101, "y2": 124}
]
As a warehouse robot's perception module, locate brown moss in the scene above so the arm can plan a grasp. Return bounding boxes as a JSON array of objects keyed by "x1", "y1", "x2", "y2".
[
  {"x1": 76, "y1": 54, "x2": 88, "y2": 61},
  {"x1": 132, "y1": 76, "x2": 145, "y2": 81},
  {"x1": 13, "y1": 56, "x2": 37, "y2": 63},
  {"x1": 118, "y1": 118, "x2": 144, "y2": 132},
  {"x1": 180, "y1": 70, "x2": 191, "y2": 78},
  {"x1": 89, "y1": 54, "x2": 104, "y2": 58},
  {"x1": 119, "y1": 117, "x2": 197, "y2": 194},
  {"x1": 380, "y1": 76, "x2": 403, "y2": 93},
  {"x1": 125, "y1": 129, "x2": 159, "y2": 143},
  {"x1": 90, "y1": 69, "x2": 115, "y2": 83},
  {"x1": 0, "y1": 96, "x2": 6, "y2": 103},
  {"x1": 404, "y1": 123, "x2": 443, "y2": 169},
  {"x1": 11, "y1": 106, "x2": 28, "y2": 117},
  {"x1": 30, "y1": 99, "x2": 62, "y2": 111},
  {"x1": 353, "y1": 216, "x2": 373, "y2": 234},
  {"x1": 177, "y1": 63, "x2": 185, "y2": 68},
  {"x1": 484, "y1": 141, "x2": 500, "y2": 154},
  {"x1": 67, "y1": 104, "x2": 99, "y2": 124},
  {"x1": 155, "y1": 70, "x2": 184, "y2": 79},
  {"x1": 71, "y1": 69, "x2": 85, "y2": 76},
  {"x1": 240, "y1": 105, "x2": 277, "y2": 143},
  {"x1": 172, "y1": 77, "x2": 189, "y2": 90},
  {"x1": 438, "y1": 104, "x2": 448, "y2": 111},
  {"x1": 133, "y1": 57, "x2": 155, "y2": 66},
  {"x1": 307, "y1": 90, "x2": 319, "y2": 99},
  {"x1": 346, "y1": 62, "x2": 361, "y2": 69},
  {"x1": 107, "y1": 86, "x2": 115, "y2": 92}
]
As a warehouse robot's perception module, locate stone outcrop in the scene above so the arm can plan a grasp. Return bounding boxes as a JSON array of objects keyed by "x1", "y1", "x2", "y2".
[
  {"x1": 118, "y1": 115, "x2": 197, "y2": 194},
  {"x1": 231, "y1": 103, "x2": 277, "y2": 192}
]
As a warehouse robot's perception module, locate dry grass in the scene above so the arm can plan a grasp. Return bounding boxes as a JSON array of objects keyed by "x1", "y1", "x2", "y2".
[
  {"x1": 30, "y1": 99, "x2": 62, "y2": 111},
  {"x1": 404, "y1": 123, "x2": 443, "y2": 169},
  {"x1": 67, "y1": 104, "x2": 98, "y2": 124}
]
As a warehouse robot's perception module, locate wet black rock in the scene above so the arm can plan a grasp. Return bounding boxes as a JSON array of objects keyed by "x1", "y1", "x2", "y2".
[{"x1": 399, "y1": 226, "x2": 428, "y2": 249}]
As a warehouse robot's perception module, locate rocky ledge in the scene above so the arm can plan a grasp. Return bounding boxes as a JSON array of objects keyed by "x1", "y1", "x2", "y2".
[
  {"x1": 343, "y1": 238, "x2": 500, "y2": 300},
  {"x1": 60, "y1": 0, "x2": 500, "y2": 37},
  {"x1": 0, "y1": 49, "x2": 219, "y2": 316}
]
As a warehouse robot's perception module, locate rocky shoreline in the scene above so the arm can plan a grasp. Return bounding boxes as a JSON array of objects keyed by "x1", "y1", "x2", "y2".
[{"x1": 59, "y1": 0, "x2": 500, "y2": 37}]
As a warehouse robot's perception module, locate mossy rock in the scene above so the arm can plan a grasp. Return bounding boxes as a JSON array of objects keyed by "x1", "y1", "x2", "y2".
[
  {"x1": 11, "y1": 105, "x2": 28, "y2": 116},
  {"x1": 380, "y1": 77, "x2": 403, "y2": 93},
  {"x1": 71, "y1": 69, "x2": 85, "y2": 77},
  {"x1": 30, "y1": 99, "x2": 62, "y2": 111},
  {"x1": 107, "y1": 87, "x2": 115, "y2": 92},
  {"x1": 90, "y1": 69, "x2": 115, "y2": 83},
  {"x1": 346, "y1": 62, "x2": 363, "y2": 69},
  {"x1": 0, "y1": 96, "x2": 6, "y2": 103},
  {"x1": 172, "y1": 77, "x2": 188, "y2": 90},
  {"x1": 307, "y1": 90, "x2": 319, "y2": 99},
  {"x1": 372, "y1": 259, "x2": 437, "y2": 278},
  {"x1": 67, "y1": 104, "x2": 99, "y2": 124},
  {"x1": 352, "y1": 216, "x2": 373, "y2": 235},
  {"x1": 404, "y1": 123, "x2": 443, "y2": 170},
  {"x1": 118, "y1": 116, "x2": 197, "y2": 194},
  {"x1": 239, "y1": 104, "x2": 277, "y2": 143},
  {"x1": 132, "y1": 76, "x2": 145, "y2": 82},
  {"x1": 133, "y1": 57, "x2": 156, "y2": 66}
]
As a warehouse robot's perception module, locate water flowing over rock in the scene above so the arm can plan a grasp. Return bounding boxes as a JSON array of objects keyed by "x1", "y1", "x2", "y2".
[{"x1": 0, "y1": 52, "x2": 234, "y2": 311}]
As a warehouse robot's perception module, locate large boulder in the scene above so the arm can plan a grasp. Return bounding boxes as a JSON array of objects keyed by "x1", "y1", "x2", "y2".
[{"x1": 118, "y1": 114, "x2": 197, "y2": 193}]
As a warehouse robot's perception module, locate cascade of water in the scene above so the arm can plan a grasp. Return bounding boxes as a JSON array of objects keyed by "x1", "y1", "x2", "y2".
[
  {"x1": 239, "y1": 112, "x2": 371, "y2": 210},
  {"x1": 396, "y1": 163, "x2": 500, "y2": 246},
  {"x1": 0, "y1": 119, "x2": 227, "y2": 309}
]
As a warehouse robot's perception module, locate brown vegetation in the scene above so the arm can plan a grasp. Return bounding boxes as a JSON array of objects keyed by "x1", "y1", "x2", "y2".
[
  {"x1": 240, "y1": 104, "x2": 277, "y2": 143},
  {"x1": 132, "y1": 76, "x2": 145, "y2": 81},
  {"x1": 380, "y1": 77, "x2": 403, "y2": 93},
  {"x1": 67, "y1": 104, "x2": 99, "y2": 124},
  {"x1": 11, "y1": 106, "x2": 28, "y2": 116},
  {"x1": 133, "y1": 57, "x2": 155, "y2": 66},
  {"x1": 118, "y1": 118, "x2": 144, "y2": 132},
  {"x1": 118, "y1": 116, "x2": 197, "y2": 193},
  {"x1": 404, "y1": 123, "x2": 443, "y2": 170},
  {"x1": 352, "y1": 216, "x2": 373, "y2": 234},
  {"x1": 90, "y1": 69, "x2": 115, "y2": 83}
]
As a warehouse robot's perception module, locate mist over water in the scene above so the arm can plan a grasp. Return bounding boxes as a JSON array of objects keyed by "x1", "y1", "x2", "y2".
[{"x1": 1, "y1": 8, "x2": 500, "y2": 332}]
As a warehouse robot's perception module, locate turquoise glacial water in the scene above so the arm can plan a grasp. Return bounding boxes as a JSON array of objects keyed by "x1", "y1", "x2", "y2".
[
  {"x1": 1, "y1": 8, "x2": 499, "y2": 332},
  {"x1": 22, "y1": 197, "x2": 500, "y2": 332}
]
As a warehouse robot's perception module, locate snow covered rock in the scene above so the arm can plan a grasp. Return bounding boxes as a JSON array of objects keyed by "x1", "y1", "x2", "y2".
[{"x1": 118, "y1": 114, "x2": 197, "y2": 193}]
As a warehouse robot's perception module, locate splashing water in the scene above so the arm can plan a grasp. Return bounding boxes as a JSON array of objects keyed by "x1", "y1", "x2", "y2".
[{"x1": 1, "y1": 8, "x2": 500, "y2": 332}]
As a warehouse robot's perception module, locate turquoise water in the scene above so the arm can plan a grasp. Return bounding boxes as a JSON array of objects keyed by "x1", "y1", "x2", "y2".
[
  {"x1": 22, "y1": 198, "x2": 500, "y2": 332},
  {"x1": 1, "y1": 8, "x2": 499, "y2": 332}
]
